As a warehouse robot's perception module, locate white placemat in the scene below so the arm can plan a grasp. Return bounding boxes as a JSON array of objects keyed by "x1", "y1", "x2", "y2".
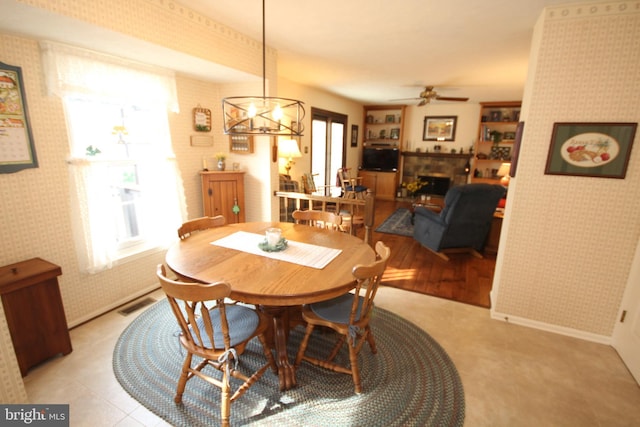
[{"x1": 211, "y1": 231, "x2": 342, "y2": 269}]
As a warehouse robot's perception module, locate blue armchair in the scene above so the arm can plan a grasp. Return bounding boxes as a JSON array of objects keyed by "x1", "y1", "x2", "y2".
[{"x1": 413, "y1": 184, "x2": 505, "y2": 260}]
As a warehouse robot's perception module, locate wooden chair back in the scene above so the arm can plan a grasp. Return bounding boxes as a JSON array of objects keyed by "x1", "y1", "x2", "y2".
[
  {"x1": 156, "y1": 264, "x2": 276, "y2": 426},
  {"x1": 178, "y1": 215, "x2": 226, "y2": 239},
  {"x1": 349, "y1": 241, "x2": 391, "y2": 327},
  {"x1": 157, "y1": 264, "x2": 234, "y2": 353},
  {"x1": 294, "y1": 241, "x2": 391, "y2": 394},
  {"x1": 337, "y1": 168, "x2": 365, "y2": 199},
  {"x1": 292, "y1": 209, "x2": 343, "y2": 230}
]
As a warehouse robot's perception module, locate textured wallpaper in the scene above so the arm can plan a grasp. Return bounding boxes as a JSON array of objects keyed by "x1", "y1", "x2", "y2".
[
  {"x1": 0, "y1": 0, "x2": 272, "y2": 402},
  {"x1": 493, "y1": 1, "x2": 640, "y2": 338}
]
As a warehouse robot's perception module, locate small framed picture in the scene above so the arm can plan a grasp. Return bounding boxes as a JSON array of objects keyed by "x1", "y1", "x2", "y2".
[
  {"x1": 193, "y1": 106, "x2": 211, "y2": 132},
  {"x1": 351, "y1": 124, "x2": 358, "y2": 147},
  {"x1": 390, "y1": 128, "x2": 400, "y2": 140},
  {"x1": 545, "y1": 122, "x2": 637, "y2": 179},
  {"x1": 423, "y1": 116, "x2": 457, "y2": 141},
  {"x1": 490, "y1": 111, "x2": 502, "y2": 122},
  {"x1": 385, "y1": 114, "x2": 395, "y2": 123}
]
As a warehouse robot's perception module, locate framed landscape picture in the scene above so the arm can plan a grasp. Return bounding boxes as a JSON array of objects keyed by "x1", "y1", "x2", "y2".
[
  {"x1": 545, "y1": 122, "x2": 637, "y2": 179},
  {"x1": 423, "y1": 116, "x2": 457, "y2": 141}
]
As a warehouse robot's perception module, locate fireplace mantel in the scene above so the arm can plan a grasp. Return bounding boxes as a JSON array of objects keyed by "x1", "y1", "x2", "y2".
[{"x1": 402, "y1": 151, "x2": 472, "y2": 160}]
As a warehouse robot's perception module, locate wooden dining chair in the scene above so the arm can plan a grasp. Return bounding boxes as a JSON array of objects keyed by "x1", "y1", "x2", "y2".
[
  {"x1": 294, "y1": 241, "x2": 391, "y2": 393},
  {"x1": 156, "y1": 264, "x2": 276, "y2": 427},
  {"x1": 292, "y1": 209, "x2": 343, "y2": 231},
  {"x1": 178, "y1": 215, "x2": 226, "y2": 239},
  {"x1": 337, "y1": 167, "x2": 367, "y2": 199}
]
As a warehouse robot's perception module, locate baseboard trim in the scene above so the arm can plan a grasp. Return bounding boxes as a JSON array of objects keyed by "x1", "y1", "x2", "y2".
[
  {"x1": 68, "y1": 284, "x2": 160, "y2": 328},
  {"x1": 490, "y1": 310, "x2": 612, "y2": 345}
]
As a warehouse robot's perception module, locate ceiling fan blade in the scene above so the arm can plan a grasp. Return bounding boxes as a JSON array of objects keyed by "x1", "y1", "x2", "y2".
[
  {"x1": 435, "y1": 96, "x2": 469, "y2": 102},
  {"x1": 417, "y1": 99, "x2": 428, "y2": 107}
]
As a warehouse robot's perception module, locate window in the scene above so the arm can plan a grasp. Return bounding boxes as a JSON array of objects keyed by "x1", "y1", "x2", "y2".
[
  {"x1": 65, "y1": 97, "x2": 184, "y2": 252},
  {"x1": 41, "y1": 41, "x2": 185, "y2": 273}
]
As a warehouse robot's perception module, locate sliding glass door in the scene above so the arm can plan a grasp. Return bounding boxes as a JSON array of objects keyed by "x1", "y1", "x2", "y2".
[{"x1": 311, "y1": 108, "x2": 347, "y2": 196}]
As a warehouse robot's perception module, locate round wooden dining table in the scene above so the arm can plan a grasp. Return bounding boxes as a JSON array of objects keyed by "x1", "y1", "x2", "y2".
[{"x1": 165, "y1": 221, "x2": 376, "y2": 390}]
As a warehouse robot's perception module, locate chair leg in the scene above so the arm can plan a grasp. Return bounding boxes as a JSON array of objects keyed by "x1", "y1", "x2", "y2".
[
  {"x1": 220, "y1": 365, "x2": 231, "y2": 427},
  {"x1": 257, "y1": 333, "x2": 278, "y2": 373},
  {"x1": 295, "y1": 323, "x2": 315, "y2": 366},
  {"x1": 175, "y1": 352, "x2": 193, "y2": 403},
  {"x1": 365, "y1": 326, "x2": 377, "y2": 354},
  {"x1": 347, "y1": 339, "x2": 362, "y2": 394}
]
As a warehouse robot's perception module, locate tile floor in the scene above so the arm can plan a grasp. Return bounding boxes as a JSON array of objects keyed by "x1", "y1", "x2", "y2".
[{"x1": 23, "y1": 286, "x2": 640, "y2": 426}]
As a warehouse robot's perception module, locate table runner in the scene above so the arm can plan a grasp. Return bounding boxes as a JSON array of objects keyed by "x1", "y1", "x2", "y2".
[{"x1": 211, "y1": 231, "x2": 342, "y2": 269}]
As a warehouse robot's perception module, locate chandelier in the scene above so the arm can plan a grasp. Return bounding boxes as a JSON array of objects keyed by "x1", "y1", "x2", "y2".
[{"x1": 222, "y1": 0, "x2": 305, "y2": 137}]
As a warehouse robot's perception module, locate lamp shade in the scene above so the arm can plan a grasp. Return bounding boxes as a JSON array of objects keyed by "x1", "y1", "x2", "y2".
[
  {"x1": 497, "y1": 162, "x2": 511, "y2": 186},
  {"x1": 497, "y1": 162, "x2": 511, "y2": 177},
  {"x1": 277, "y1": 139, "x2": 302, "y2": 159}
]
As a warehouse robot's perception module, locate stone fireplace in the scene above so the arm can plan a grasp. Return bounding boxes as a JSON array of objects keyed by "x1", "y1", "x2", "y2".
[{"x1": 402, "y1": 152, "x2": 471, "y2": 196}]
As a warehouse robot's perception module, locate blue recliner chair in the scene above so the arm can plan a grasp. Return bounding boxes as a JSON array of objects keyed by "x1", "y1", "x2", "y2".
[{"x1": 413, "y1": 184, "x2": 506, "y2": 260}]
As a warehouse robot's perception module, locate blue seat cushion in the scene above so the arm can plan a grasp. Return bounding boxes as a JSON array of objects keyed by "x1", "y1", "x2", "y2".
[
  {"x1": 190, "y1": 304, "x2": 259, "y2": 349},
  {"x1": 346, "y1": 185, "x2": 367, "y2": 192},
  {"x1": 310, "y1": 293, "x2": 365, "y2": 324}
]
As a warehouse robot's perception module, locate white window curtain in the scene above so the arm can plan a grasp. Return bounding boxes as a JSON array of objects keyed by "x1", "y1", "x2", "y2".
[
  {"x1": 41, "y1": 41, "x2": 186, "y2": 273},
  {"x1": 40, "y1": 41, "x2": 179, "y2": 112}
]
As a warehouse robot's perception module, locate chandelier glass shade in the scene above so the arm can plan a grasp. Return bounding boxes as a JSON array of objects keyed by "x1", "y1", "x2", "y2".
[{"x1": 222, "y1": 0, "x2": 305, "y2": 137}]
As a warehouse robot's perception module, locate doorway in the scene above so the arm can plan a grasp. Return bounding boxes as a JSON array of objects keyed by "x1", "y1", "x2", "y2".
[{"x1": 311, "y1": 108, "x2": 347, "y2": 196}]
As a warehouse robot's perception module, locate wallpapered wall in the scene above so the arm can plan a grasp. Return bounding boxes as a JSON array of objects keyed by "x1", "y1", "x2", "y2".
[
  {"x1": 0, "y1": 0, "x2": 271, "y2": 403},
  {"x1": 0, "y1": 0, "x2": 371, "y2": 402},
  {"x1": 492, "y1": 1, "x2": 640, "y2": 339}
]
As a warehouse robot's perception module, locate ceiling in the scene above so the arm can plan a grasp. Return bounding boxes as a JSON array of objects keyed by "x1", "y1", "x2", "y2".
[
  {"x1": 1, "y1": 0, "x2": 601, "y2": 105},
  {"x1": 185, "y1": 0, "x2": 600, "y2": 105}
]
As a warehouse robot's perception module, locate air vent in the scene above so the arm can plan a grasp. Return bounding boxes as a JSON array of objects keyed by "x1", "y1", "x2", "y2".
[{"x1": 118, "y1": 297, "x2": 156, "y2": 316}]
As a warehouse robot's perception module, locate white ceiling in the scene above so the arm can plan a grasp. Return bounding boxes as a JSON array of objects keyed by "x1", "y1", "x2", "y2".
[
  {"x1": 1, "y1": 0, "x2": 600, "y2": 105},
  {"x1": 185, "y1": 0, "x2": 600, "y2": 104}
]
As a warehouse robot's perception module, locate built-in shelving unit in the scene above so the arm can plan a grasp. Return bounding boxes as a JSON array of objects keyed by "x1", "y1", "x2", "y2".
[
  {"x1": 471, "y1": 101, "x2": 521, "y2": 183},
  {"x1": 360, "y1": 105, "x2": 406, "y2": 200}
]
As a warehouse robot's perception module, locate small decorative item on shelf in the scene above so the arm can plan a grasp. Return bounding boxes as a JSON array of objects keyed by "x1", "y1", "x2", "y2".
[
  {"x1": 490, "y1": 130, "x2": 503, "y2": 144},
  {"x1": 215, "y1": 152, "x2": 226, "y2": 171}
]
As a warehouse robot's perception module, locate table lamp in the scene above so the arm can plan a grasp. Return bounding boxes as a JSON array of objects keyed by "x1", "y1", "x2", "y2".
[
  {"x1": 497, "y1": 162, "x2": 511, "y2": 186},
  {"x1": 278, "y1": 139, "x2": 302, "y2": 175}
]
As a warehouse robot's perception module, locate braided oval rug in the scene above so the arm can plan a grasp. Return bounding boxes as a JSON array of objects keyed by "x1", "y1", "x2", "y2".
[{"x1": 113, "y1": 299, "x2": 464, "y2": 427}]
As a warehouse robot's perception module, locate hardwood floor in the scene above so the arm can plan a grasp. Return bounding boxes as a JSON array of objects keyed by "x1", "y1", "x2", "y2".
[{"x1": 359, "y1": 198, "x2": 497, "y2": 308}]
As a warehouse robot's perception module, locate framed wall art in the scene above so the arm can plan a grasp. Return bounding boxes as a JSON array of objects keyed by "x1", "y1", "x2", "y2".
[
  {"x1": 0, "y1": 62, "x2": 38, "y2": 174},
  {"x1": 545, "y1": 122, "x2": 637, "y2": 179},
  {"x1": 192, "y1": 106, "x2": 211, "y2": 132},
  {"x1": 423, "y1": 116, "x2": 457, "y2": 141},
  {"x1": 509, "y1": 121, "x2": 525, "y2": 177},
  {"x1": 351, "y1": 124, "x2": 358, "y2": 147}
]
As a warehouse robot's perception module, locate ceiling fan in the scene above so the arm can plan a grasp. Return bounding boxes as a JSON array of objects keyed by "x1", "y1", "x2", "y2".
[{"x1": 392, "y1": 86, "x2": 469, "y2": 106}]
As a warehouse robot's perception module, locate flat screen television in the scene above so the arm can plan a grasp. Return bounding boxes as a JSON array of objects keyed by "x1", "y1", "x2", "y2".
[{"x1": 361, "y1": 147, "x2": 399, "y2": 172}]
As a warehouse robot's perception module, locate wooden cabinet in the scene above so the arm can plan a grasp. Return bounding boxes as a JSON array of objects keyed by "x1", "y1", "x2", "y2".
[
  {"x1": 471, "y1": 101, "x2": 521, "y2": 183},
  {"x1": 0, "y1": 258, "x2": 72, "y2": 376},
  {"x1": 358, "y1": 170, "x2": 397, "y2": 201},
  {"x1": 200, "y1": 171, "x2": 246, "y2": 223}
]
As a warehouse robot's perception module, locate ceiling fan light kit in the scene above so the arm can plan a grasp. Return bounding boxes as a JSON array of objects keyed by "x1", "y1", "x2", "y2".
[{"x1": 393, "y1": 86, "x2": 469, "y2": 106}]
